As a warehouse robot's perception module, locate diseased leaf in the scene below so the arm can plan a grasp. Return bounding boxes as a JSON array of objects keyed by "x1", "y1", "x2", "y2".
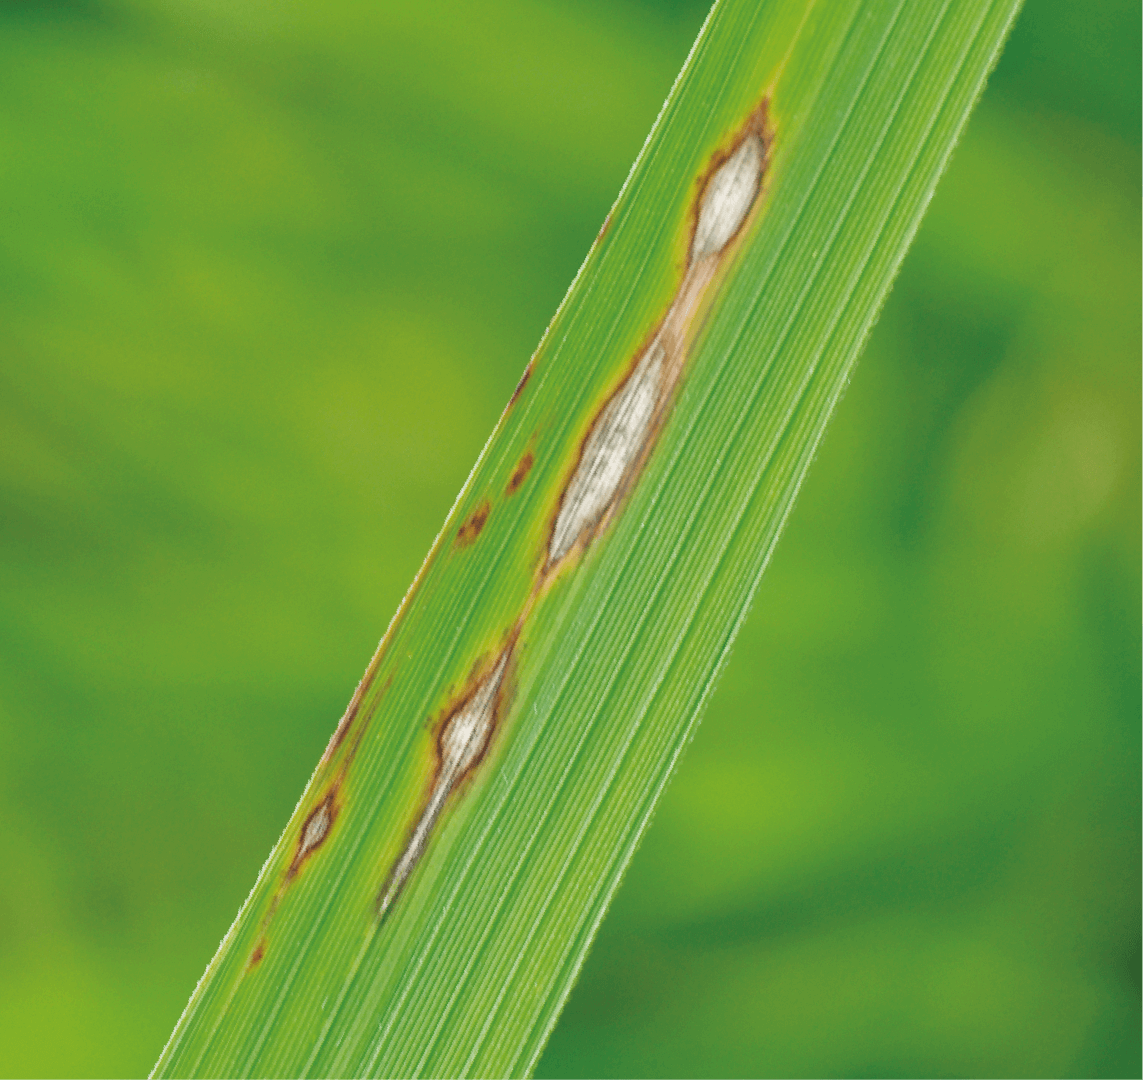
[{"x1": 153, "y1": 0, "x2": 1022, "y2": 1075}]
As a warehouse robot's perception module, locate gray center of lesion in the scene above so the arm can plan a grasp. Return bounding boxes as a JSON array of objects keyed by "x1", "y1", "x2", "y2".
[
  {"x1": 299, "y1": 803, "x2": 331, "y2": 859},
  {"x1": 691, "y1": 135, "x2": 764, "y2": 262},
  {"x1": 548, "y1": 339, "x2": 666, "y2": 565}
]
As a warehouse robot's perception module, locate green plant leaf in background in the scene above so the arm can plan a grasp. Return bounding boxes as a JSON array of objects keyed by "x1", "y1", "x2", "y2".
[
  {"x1": 3, "y1": 0, "x2": 1139, "y2": 1077},
  {"x1": 143, "y1": 0, "x2": 1025, "y2": 1074}
]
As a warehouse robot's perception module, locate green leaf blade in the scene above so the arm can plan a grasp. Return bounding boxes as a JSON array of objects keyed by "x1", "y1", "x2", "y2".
[{"x1": 153, "y1": 0, "x2": 1021, "y2": 1075}]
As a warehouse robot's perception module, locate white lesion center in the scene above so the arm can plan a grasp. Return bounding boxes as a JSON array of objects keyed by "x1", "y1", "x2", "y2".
[
  {"x1": 377, "y1": 649, "x2": 510, "y2": 918},
  {"x1": 547, "y1": 131, "x2": 765, "y2": 569},
  {"x1": 298, "y1": 801, "x2": 331, "y2": 861},
  {"x1": 691, "y1": 134, "x2": 764, "y2": 262}
]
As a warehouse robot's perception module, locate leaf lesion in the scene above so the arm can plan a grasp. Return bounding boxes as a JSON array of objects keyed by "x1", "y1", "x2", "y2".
[
  {"x1": 544, "y1": 98, "x2": 774, "y2": 575},
  {"x1": 368, "y1": 98, "x2": 775, "y2": 929}
]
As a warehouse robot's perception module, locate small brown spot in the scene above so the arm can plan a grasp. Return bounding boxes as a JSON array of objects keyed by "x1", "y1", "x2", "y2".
[
  {"x1": 456, "y1": 500, "x2": 490, "y2": 548},
  {"x1": 248, "y1": 940, "x2": 265, "y2": 970},
  {"x1": 506, "y1": 451, "x2": 534, "y2": 496},
  {"x1": 596, "y1": 211, "x2": 613, "y2": 243},
  {"x1": 507, "y1": 360, "x2": 534, "y2": 410},
  {"x1": 325, "y1": 698, "x2": 361, "y2": 762}
]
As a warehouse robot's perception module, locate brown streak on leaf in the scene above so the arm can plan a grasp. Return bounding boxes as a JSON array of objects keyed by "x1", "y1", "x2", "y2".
[
  {"x1": 506, "y1": 451, "x2": 535, "y2": 496},
  {"x1": 325, "y1": 700, "x2": 361, "y2": 761},
  {"x1": 325, "y1": 673, "x2": 386, "y2": 769},
  {"x1": 507, "y1": 359, "x2": 534, "y2": 410},
  {"x1": 322, "y1": 512, "x2": 447, "y2": 765},
  {"x1": 456, "y1": 500, "x2": 491, "y2": 548}
]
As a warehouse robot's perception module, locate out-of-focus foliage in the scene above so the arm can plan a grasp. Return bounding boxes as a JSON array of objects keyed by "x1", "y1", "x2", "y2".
[{"x1": 0, "y1": 0, "x2": 1136, "y2": 1076}]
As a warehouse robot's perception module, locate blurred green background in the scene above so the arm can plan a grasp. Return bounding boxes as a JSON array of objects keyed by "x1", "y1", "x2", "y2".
[{"x1": 0, "y1": 0, "x2": 1138, "y2": 1075}]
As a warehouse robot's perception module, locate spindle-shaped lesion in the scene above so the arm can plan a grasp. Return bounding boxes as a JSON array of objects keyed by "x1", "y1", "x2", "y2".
[
  {"x1": 376, "y1": 646, "x2": 513, "y2": 919},
  {"x1": 374, "y1": 100, "x2": 773, "y2": 923},
  {"x1": 545, "y1": 103, "x2": 771, "y2": 572}
]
